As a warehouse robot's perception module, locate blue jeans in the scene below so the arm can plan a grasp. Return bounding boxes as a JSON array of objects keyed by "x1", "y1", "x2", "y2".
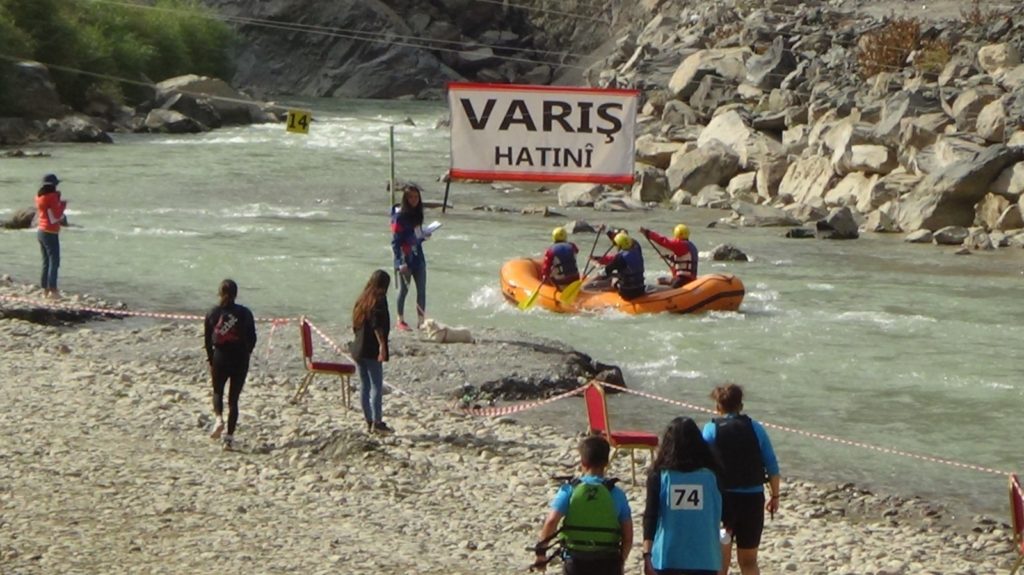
[
  {"x1": 37, "y1": 230, "x2": 60, "y2": 290},
  {"x1": 396, "y1": 264, "x2": 426, "y2": 320},
  {"x1": 356, "y1": 358, "x2": 384, "y2": 424}
]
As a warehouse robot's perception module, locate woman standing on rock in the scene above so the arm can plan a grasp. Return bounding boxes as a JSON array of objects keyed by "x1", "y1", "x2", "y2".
[
  {"x1": 35, "y1": 173, "x2": 67, "y2": 298},
  {"x1": 701, "y1": 384, "x2": 780, "y2": 575},
  {"x1": 203, "y1": 279, "x2": 257, "y2": 451},
  {"x1": 351, "y1": 269, "x2": 393, "y2": 434},
  {"x1": 390, "y1": 183, "x2": 430, "y2": 331},
  {"x1": 642, "y1": 416, "x2": 722, "y2": 575}
]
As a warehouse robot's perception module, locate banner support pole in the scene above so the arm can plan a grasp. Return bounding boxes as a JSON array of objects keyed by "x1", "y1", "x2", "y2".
[
  {"x1": 442, "y1": 177, "x2": 451, "y2": 214},
  {"x1": 389, "y1": 125, "x2": 396, "y2": 208}
]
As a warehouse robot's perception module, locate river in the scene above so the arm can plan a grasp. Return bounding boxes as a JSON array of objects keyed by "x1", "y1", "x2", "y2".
[{"x1": 1, "y1": 98, "x2": 1020, "y2": 517}]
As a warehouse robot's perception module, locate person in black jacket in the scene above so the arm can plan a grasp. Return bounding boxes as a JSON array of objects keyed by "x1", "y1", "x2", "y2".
[
  {"x1": 203, "y1": 279, "x2": 257, "y2": 450},
  {"x1": 351, "y1": 269, "x2": 393, "y2": 434}
]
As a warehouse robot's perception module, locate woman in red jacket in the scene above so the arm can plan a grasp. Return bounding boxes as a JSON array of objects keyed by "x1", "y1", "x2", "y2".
[{"x1": 35, "y1": 173, "x2": 67, "y2": 298}]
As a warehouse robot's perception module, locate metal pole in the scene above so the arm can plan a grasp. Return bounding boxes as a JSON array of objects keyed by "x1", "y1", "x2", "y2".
[
  {"x1": 389, "y1": 125, "x2": 396, "y2": 207},
  {"x1": 442, "y1": 178, "x2": 451, "y2": 214}
]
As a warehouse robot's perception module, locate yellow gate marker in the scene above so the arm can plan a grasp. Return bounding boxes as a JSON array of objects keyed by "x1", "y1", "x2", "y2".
[{"x1": 286, "y1": 109, "x2": 312, "y2": 134}]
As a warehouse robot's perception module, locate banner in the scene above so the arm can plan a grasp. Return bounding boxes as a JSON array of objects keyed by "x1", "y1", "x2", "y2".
[{"x1": 447, "y1": 83, "x2": 638, "y2": 184}]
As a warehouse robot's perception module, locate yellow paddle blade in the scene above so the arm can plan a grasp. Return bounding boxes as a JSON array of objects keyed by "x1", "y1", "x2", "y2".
[
  {"x1": 559, "y1": 280, "x2": 583, "y2": 305},
  {"x1": 519, "y1": 286, "x2": 542, "y2": 311}
]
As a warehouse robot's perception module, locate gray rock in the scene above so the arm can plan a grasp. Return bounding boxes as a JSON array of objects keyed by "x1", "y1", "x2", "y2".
[
  {"x1": 896, "y1": 144, "x2": 1024, "y2": 231},
  {"x1": 665, "y1": 141, "x2": 741, "y2": 194},
  {"x1": 816, "y1": 206, "x2": 860, "y2": 240},
  {"x1": 731, "y1": 201, "x2": 802, "y2": 227},
  {"x1": 1, "y1": 208, "x2": 35, "y2": 230},
  {"x1": 709, "y1": 243, "x2": 749, "y2": 261},
  {"x1": 558, "y1": 183, "x2": 604, "y2": 207},
  {"x1": 45, "y1": 115, "x2": 113, "y2": 144},
  {"x1": 933, "y1": 226, "x2": 970, "y2": 245},
  {"x1": 745, "y1": 36, "x2": 796, "y2": 89},
  {"x1": 904, "y1": 229, "x2": 934, "y2": 243},
  {"x1": 2, "y1": 61, "x2": 67, "y2": 120},
  {"x1": 631, "y1": 165, "x2": 670, "y2": 203},
  {"x1": 142, "y1": 109, "x2": 206, "y2": 134}
]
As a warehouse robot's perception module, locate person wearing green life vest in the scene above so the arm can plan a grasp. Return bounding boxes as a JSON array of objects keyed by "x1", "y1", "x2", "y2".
[{"x1": 534, "y1": 436, "x2": 634, "y2": 575}]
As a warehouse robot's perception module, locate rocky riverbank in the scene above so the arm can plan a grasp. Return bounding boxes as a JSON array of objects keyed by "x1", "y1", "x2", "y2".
[
  {"x1": 0, "y1": 67, "x2": 281, "y2": 146},
  {"x1": 0, "y1": 279, "x2": 1017, "y2": 574},
  {"x1": 551, "y1": 0, "x2": 1024, "y2": 254}
]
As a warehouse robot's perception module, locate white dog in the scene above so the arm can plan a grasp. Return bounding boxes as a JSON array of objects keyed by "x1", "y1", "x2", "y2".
[{"x1": 421, "y1": 318, "x2": 474, "y2": 344}]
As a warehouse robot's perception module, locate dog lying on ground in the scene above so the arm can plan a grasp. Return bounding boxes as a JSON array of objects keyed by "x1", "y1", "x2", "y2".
[{"x1": 421, "y1": 318, "x2": 474, "y2": 344}]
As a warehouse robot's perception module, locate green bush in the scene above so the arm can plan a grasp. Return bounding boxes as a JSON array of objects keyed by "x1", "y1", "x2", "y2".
[{"x1": 0, "y1": 0, "x2": 234, "y2": 112}]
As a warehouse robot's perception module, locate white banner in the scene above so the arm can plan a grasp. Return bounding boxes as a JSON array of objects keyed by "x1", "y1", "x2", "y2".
[{"x1": 447, "y1": 83, "x2": 638, "y2": 184}]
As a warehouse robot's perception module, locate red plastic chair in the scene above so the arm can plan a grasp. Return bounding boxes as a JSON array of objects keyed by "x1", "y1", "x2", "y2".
[
  {"x1": 291, "y1": 317, "x2": 356, "y2": 407},
  {"x1": 1011, "y1": 474, "x2": 1024, "y2": 575},
  {"x1": 583, "y1": 381, "x2": 659, "y2": 483}
]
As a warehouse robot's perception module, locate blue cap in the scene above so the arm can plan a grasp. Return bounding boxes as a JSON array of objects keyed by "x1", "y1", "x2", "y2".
[{"x1": 42, "y1": 173, "x2": 60, "y2": 186}]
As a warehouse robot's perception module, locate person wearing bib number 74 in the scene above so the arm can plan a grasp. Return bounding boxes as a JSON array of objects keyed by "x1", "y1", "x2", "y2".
[{"x1": 642, "y1": 417, "x2": 723, "y2": 575}]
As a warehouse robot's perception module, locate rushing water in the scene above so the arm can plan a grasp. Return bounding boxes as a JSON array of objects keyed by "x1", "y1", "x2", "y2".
[{"x1": 1, "y1": 99, "x2": 1021, "y2": 516}]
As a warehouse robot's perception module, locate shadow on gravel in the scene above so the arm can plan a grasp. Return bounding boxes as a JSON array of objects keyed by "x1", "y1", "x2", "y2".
[{"x1": 0, "y1": 306, "x2": 120, "y2": 326}]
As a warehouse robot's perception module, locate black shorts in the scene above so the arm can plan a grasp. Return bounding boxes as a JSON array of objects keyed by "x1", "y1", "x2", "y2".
[
  {"x1": 721, "y1": 491, "x2": 765, "y2": 549},
  {"x1": 563, "y1": 553, "x2": 622, "y2": 575}
]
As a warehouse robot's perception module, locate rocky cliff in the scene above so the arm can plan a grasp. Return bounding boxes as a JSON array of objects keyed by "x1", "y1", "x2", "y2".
[{"x1": 198, "y1": 0, "x2": 633, "y2": 98}]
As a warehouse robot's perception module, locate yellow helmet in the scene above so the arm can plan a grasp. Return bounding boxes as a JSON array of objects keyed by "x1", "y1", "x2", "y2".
[
  {"x1": 613, "y1": 231, "x2": 633, "y2": 250},
  {"x1": 674, "y1": 224, "x2": 690, "y2": 240},
  {"x1": 552, "y1": 227, "x2": 568, "y2": 242}
]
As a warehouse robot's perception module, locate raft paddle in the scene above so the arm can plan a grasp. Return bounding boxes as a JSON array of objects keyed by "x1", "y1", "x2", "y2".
[
  {"x1": 642, "y1": 230, "x2": 674, "y2": 274},
  {"x1": 519, "y1": 272, "x2": 550, "y2": 311}
]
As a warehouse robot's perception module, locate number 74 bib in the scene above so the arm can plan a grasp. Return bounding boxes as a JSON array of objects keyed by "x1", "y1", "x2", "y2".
[{"x1": 669, "y1": 484, "x2": 704, "y2": 510}]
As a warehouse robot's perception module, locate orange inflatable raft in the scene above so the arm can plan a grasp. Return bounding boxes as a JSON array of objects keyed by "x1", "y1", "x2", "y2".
[{"x1": 499, "y1": 258, "x2": 745, "y2": 315}]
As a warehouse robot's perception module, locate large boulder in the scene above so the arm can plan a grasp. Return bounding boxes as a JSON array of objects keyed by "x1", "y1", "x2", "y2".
[
  {"x1": 896, "y1": 145, "x2": 1024, "y2": 231},
  {"x1": 816, "y1": 206, "x2": 860, "y2": 240},
  {"x1": 558, "y1": 183, "x2": 603, "y2": 207},
  {"x1": 731, "y1": 201, "x2": 801, "y2": 227},
  {"x1": 45, "y1": 114, "x2": 113, "y2": 143},
  {"x1": 142, "y1": 109, "x2": 206, "y2": 134},
  {"x1": 1, "y1": 61, "x2": 67, "y2": 120},
  {"x1": 631, "y1": 166, "x2": 670, "y2": 203},
  {"x1": 0, "y1": 118, "x2": 43, "y2": 146},
  {"x1": 825, "y1": 172, "x2": 878, "y2": 209},
  {"x1": 1, "y1": 207, "x2": 35, "y2": 230},
  {"x1": 745, "y1": 36, "x2": 796, "y2": 90},
  {"x1": 665, "y1": 142, "x2": 741, "y2": 194},
  {"x1": 978, "y1": 43, "x2": 1021, "y2": 75},
  {"x1": 991, "y1": 162, "x2": 1024, "y2": 200},
  {"x1": 777, "y1": 156, "x2": 836, "y2": 206},
  {"x1": 667, "y1": 48, "x2": 750, "y2": 99},
  {"x1": 156, "y1": 75, "x2": 271, "y2": 126},
  {"x1": 974, "y1": 193, "x2": 1010, "y2": 230},
  {"x1": 635, "y1": 135, "x2": 685, "y2": 169}
]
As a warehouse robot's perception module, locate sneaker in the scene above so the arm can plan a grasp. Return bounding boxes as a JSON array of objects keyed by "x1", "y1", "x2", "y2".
[
  {"x1": 366, "y1": 421, "x2": 373, "y2": 434},
  {"x1": 372, "y1": 422, "x2": 394, "y2": 435},
  {"x1": 222, "y1": 435, "x2": 235, "y2": 451},
  {"x1": 210, "y1": 419, "x2": 225, "y2": 440},
  {"x1": 396, "y1": 320, "x2": 411, "y2": 331}
]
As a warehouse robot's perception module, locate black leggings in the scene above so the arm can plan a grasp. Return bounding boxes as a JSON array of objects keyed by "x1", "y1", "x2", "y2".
[{"x1": 211, "y1": 358, "x2": 249, "y2": 435}]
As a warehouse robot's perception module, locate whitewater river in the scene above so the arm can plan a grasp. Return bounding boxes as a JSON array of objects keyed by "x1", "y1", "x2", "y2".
[{"x1": 1, "y1": 99, "x2": 1021, "y2": 517}]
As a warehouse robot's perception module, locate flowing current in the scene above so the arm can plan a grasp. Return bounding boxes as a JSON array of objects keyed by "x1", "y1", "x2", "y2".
[{"x1": 1, "y1": 99, "x2": 1020, "y2": 517}]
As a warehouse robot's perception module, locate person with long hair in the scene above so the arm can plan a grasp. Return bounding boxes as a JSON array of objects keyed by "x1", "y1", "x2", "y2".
[
  {"x1": 351, "y1": 269, "x2": 393, "y2": 434},
  {"x1": 702, "y1": 385, "x2": 780, "y2": 575},
  {"x1": 642, "y1": 417, "x2": 723, "y2": 575},
  {"x1": 35, "y1": 173, "x2": 67, "y2": 298},
  {"x1": 203, "y1": 279, "x2": 257, "y2": 451},
  {"x1": 390, "y1": 183, "x2": 430, "y2": 331}
]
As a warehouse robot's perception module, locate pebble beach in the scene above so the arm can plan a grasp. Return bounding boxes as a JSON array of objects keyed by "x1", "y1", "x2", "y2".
[{"x1": 0, "y1": 281, "x2": 1017, "y2": 575}]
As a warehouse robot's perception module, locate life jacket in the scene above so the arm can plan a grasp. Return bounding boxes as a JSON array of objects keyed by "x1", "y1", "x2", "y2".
[
  {"x1": 212, "y1": 309, "x2": 243, "y2": 347},
  {"x1": 670, "y1": 241, "x2": 697, "y2": 280},
  {"x1": 616, "y1": 245, "x2": 645, "y2": 297},
  {"x1": 558, "y1": 478, "x2": 622, "y2": 555},
  {"x1": 549, "y1": 242, "x2": 580, "y2": 284},
  {"x1": 711, "y1": 415, "x2": 765, "y2": 489}
]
